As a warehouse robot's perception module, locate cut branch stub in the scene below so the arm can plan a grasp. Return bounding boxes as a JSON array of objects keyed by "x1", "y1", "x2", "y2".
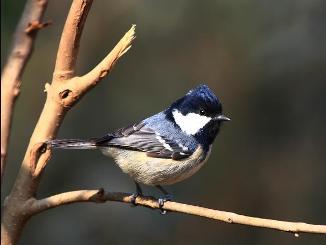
[{"x1": 25, "y1": 20, "x2": 52, "y2": 34}]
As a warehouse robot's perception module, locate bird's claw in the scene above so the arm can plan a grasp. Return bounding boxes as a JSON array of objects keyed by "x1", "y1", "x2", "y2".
[
  {"x1": 130, "y1": 193, "x2": 139, "y2": 206},
  {"x1": 158, "y1": 194, "x2": 173, "y2": 215}
]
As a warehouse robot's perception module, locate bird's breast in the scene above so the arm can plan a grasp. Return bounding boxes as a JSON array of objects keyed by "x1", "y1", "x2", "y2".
[{"x1": 101, "y1": 145, "x2": 211, "y2": 186}]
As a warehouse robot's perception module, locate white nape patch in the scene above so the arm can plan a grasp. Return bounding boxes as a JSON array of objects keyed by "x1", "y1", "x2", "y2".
[
  {"x1": 155, "y1": 134, "x2": 173, "y2": 151},
  {"x1": 172, "y1": 109, "x2": 212, "y2": 135}
]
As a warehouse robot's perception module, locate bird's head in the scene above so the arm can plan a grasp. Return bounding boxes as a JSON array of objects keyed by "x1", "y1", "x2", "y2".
[{"x1": 166, "y1": 84, "x2": 230, "y2": 145}]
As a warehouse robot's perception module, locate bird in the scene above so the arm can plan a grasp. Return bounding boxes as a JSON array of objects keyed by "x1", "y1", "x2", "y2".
[{"x1": 49, "y1": 84, "x2": 230, "y2": 209}]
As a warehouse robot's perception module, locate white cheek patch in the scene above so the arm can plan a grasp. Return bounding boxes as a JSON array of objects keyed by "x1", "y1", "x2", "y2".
[{"x1": 172, "y1": 109, "x2": 212, "y2": 135}]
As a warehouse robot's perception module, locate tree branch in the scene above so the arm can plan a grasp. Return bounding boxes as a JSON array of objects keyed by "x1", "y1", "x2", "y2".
[
  {"x1": 3, "y1": 0, "x2": 323, "y2": 244},
  {"x1": 53, "y1": 0, "x2": 93, "y2": 81},
  {"x1": 82, "y1": 24, "x2": 135, "y2": 85},
  {"x1": 30, "y1": 189, "x2": 326, "y2": 236},
  {"x1": 1, "y1": 0, "x2": 49, "y2": 181},
  {"x1": 55, "y1": 24, "x2": 136, "y2": 103},
  {"x1": 1, "y1": 0, "x2": 135, "y2": 244}
]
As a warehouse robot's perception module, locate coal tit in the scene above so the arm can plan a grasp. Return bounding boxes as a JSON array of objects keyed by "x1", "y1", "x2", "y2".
[{"x1": 50, "y1": 84, "x2": 230, "y2": 204}]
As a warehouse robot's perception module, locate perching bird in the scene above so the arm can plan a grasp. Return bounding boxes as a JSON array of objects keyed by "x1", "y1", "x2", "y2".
[{"x1": 49, "y1": 84, "x2": 230, "y2": 207}]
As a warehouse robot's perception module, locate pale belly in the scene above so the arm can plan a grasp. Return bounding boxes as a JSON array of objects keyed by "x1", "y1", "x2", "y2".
[{"x1": 101, "y1": 146, "x2": 211, "y2": 186}]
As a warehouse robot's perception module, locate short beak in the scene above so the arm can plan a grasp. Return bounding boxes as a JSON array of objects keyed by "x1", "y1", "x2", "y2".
[{"x1": 215, "y1": 114, "x2": 231, "y2": 122}]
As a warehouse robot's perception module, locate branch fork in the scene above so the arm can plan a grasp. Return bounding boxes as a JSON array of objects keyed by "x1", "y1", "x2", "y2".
[
  {"x1": 2, "y1": 0, "x2": 325, "y2": 245},
  {"x1": 2, "y1": 0, "x2": 135, "y2": 244},
  {"x1": 29, "y1": 142, "x2": 51, "y2": 178}
]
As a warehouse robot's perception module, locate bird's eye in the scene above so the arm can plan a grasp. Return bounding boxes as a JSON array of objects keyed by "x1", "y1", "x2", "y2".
[{"x1": 199, "y1": 109, "x2": 206, "y2": 116}]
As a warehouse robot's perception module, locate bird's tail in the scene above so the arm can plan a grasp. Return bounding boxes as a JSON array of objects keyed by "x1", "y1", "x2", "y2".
[{"x1": 48, "y1": 139, "x2": 98, "y2": 150}]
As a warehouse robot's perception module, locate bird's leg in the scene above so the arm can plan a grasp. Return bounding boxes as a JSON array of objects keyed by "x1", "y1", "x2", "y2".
[
  {"x1": 156, "y1": 185, "x2": 173, "y2": 214},
  {"x1": 135, "y1": 182, "x2": 143, "y2": 195},
  {"x1": 131, "y1": 182, "x2": 143, "y2": 206}
]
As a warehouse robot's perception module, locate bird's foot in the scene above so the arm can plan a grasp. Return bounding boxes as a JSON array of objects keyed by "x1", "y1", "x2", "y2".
[
  {"x1": 131, "y1": 182, "x2": 143, "y2": 206},
  {"x1": 130, "y1": 192, "x2": 140, "y2": 206},
  {"x1": 158, "y1": 194, "x2": 173, "y2": 215}
]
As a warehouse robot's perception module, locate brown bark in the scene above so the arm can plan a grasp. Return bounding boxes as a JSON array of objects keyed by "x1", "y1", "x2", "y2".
[
  {"x1": 1, "y1": 0, "x2": 135, "y2": 244},
  {"x1": 1, "y1": 1, "x2": 325, "y2": 244},
  {"x1": 29, "y1": 189, "x2": 326, "y2": 235},
  {"x1": 1, "y1": 0, "x2": 49, "y2": 181}
]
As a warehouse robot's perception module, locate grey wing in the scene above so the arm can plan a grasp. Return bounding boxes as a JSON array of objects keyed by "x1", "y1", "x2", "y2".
[{"x1": 95, "y1": 122, "x2": 192, "y2": 160}]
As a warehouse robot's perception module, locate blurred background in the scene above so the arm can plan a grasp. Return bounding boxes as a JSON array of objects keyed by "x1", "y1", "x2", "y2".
[{"x1": 2, "y1": 0, "x2": 326, "y2": 244}]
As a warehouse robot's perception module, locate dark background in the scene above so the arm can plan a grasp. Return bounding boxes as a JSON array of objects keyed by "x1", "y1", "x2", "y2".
[{"x1": 2, "y1": 0, "x2": 326, "y2": 244}]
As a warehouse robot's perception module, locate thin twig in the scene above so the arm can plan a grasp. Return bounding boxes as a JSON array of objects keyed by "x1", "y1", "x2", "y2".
[
  {"x1": 31, "y1": 189, "x2": 326, "y2": 236},
  {"x1": 82, "y1": 24, "x2": 136, "y2": 85},
  {"x1": 25, "y1": 20, "x2": 52, "y2": 34},
  {"x1": 1, "y1": 0, "x2": 49, "y2": 181}
]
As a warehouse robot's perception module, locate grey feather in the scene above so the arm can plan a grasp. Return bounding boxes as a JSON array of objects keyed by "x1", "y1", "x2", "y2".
[
  {"x1": 48, "y1": 139, "x2": 97, "y2": 149},
  {"x1": 95, "y1": 122, "x2": 192, "y2": 159}
]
